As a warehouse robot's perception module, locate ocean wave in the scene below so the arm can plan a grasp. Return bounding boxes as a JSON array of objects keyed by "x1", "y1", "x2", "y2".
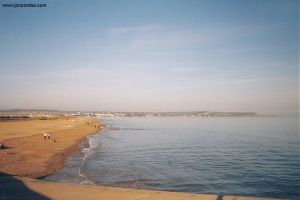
[
  {"x1": 76, "y1": 133, "x2": 101, "y2": 185},
  {"x1": 77, "y1": 167, "x2": 95, "y2": 185}
]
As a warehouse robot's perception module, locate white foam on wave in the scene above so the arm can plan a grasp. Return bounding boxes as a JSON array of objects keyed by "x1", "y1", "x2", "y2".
[
  {"x1": 82, "y1": 133, "x2": 100, "y2": 159},
  {"x1": 77, "y1": 167, "x2": 95, "y2": 185},
  {"x1": 76, "y1": 133, "x2": 100, "y2": 185}
]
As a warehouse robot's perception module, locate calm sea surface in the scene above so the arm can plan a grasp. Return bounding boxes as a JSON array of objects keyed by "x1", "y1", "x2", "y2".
[{"x1": 46, "y1": 117, "x2": 300, "y2": 199}]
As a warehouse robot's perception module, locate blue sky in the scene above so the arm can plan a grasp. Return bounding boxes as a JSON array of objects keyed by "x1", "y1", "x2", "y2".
[{"x1": 0, "y1": 0, "x2": 299, "y2": 113}]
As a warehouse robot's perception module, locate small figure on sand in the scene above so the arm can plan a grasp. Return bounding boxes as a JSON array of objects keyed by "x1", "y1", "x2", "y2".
[
  {"x1": 43, "y1": 131, "x2": 51, "y2": 140},
  {"x1": 0, "y1": 143, "x2": 6, "y2": 149},
  {"x1": 44, "y1": 132, "x2": 47, "y2": 140}
]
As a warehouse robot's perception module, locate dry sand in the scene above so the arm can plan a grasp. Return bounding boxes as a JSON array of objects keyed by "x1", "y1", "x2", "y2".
[
  {"x1": 0, "y1": 175, "x2": 276, "y2": 200},
  {"x1": 0, "y1": 117, "x2": 277, "y2": 200},
  {"x1": 1, "y1": 175, "x2": 218, "y2": 200}
]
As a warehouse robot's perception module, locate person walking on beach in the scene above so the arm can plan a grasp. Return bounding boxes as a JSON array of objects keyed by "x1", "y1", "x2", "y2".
[
  {"x1": 43, "y1": 132, "x2": 47, "y2": 140},
  {"x1": 47, "y1": 133, "x2": 51, "y2": 140}
]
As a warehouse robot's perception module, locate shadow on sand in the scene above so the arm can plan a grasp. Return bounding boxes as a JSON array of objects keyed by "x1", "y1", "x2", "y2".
[{"x1": 0, "y1": 172, "x2": 50, "y2": 200}]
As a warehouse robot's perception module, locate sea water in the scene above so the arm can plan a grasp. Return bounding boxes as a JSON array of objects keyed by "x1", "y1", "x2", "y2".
[{"x1": 45, "y1": 116, "x2": 300, "y2": 199}]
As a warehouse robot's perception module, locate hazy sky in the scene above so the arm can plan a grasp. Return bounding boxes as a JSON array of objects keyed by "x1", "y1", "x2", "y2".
[{"x1": 0, "y1": 0, "x2": 299, "y2": 113}]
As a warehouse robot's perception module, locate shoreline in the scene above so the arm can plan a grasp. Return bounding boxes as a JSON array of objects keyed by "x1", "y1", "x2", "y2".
[
  {"x1": 38, "y1": 128, "x2": 101, "y2": 179},
  {"x1": 43, "y1": 131, "x2": 101, "y2": 184},
  {"x1": 0, "y1": 117, "x2": 101, "y2": 178},
  {"x1": 0, "y1": 117, "x2": 278, "y2": 200}
]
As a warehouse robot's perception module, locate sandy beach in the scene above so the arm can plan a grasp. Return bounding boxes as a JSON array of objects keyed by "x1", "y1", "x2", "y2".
[
  {"x1": 0, "y1": 117, "x2": 100, "y2": 178},
  {"x1": 0, "y1": 117, "x2": 277, "y2": 200}
]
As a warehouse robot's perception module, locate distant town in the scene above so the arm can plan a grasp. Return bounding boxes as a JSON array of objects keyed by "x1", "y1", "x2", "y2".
[{"x1": 0, "y1": 109, "x2": 267, "y2": 121}]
